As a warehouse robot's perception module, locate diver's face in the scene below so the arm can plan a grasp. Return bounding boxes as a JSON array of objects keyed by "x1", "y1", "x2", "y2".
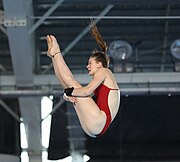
[{"x1": 86, "y1": 57, "x2": 101, "y2": 76}]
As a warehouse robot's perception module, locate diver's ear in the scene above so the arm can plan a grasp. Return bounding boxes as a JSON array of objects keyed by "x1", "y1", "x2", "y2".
[{"x1": 96, "y1": 61, "x2": 102, "y2": 68}]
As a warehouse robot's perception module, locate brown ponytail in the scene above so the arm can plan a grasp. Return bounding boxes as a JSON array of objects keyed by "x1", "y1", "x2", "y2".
[
  {"x1": 90, "y1": 23, "x2": 110, "y2": 68},
  {"x1": 90, "y1": 23, "x2": 108, "y2": 53}
]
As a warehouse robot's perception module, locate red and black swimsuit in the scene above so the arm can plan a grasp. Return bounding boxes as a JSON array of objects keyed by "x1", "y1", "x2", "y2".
[{"x1": 94, "y1": 84, "x2": 119, "y2": 137}]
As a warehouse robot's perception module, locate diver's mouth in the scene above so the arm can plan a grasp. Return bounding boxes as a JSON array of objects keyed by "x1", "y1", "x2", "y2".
[{"x1": 88, "y1": 70, "x2": 92, "y2": 75}]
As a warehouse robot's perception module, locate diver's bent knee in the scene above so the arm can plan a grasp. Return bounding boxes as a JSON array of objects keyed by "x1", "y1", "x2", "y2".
[
  {"x1": 85, "y1": 129, "x2": 98, "y2": 138},
  {"x1": 86, "y1": 124, "x2": 101, "y2": 137}
]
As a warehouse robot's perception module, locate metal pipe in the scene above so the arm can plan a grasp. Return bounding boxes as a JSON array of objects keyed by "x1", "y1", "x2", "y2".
[
  {"x1": 31, "y1": 15, "x2": 180, "y2": 20},
  {"x1": 0, "y1": 89, "x2": 63, "y2": 97},
  {"x1": 121, "y1": 87, "x2": 180, "y2": 96},
  {"x1": 1, "y1": 87, "x2": 180, "y2": 97}
]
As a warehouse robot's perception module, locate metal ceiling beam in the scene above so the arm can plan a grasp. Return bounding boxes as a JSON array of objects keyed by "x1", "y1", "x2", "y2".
[
  {"x1": 1, "y1": 72, "x2": 180, "y2": 96},
  {"x1": 2, "y1": 1, "x2": 34, "y2": 85},
  {"x1": 1, "y1": 72, "x2": 180, "y2": 86},
  {"x1": 2, "y1": 0, "x2": 42, "y2": 161},
  {"x1": 1, "y1": 87, "x2": 180, "y2": 97},
  {"x1": 42, "y1": 4, "x2": 114, "y2": 74}
]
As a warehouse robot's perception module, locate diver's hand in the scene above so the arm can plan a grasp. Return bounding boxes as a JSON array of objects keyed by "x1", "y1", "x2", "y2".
[{"x1": 63, "y1": 93, "x2": 77, "y2": 103}]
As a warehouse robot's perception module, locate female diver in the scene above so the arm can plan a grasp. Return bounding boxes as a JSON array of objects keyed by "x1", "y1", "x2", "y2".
[{"x1": 46, "y1": 24, "x2": 120, "y2": 138}]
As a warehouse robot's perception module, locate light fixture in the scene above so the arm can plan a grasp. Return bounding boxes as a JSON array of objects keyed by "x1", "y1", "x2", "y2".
[
  {"x1": 108, "y1": 40, "x2": 133, "y2": 60},
  {"x1": 170, "y1": 39, "x2": 180, "y2": 59}
]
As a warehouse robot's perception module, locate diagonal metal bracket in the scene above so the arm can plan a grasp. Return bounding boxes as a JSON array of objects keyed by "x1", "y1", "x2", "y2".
[
  {"x1": 42, "y1": 4, "x2": 114, "y2": 74},
  {"x1": 0, "y1": 9, "x2": 7, "y2": 35},
  {"x1": 160, "y1": 3, "x2": 171, "y2": 72},
  {"x1": 28, "y1": 0, "x2": 64, "y2": 35},
  {"x1": 0, "y1": 99, "x2": 21, "y2": 122},
  {"x1": 0, "y1": 25, "x2": 7, "y2": 35}
]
